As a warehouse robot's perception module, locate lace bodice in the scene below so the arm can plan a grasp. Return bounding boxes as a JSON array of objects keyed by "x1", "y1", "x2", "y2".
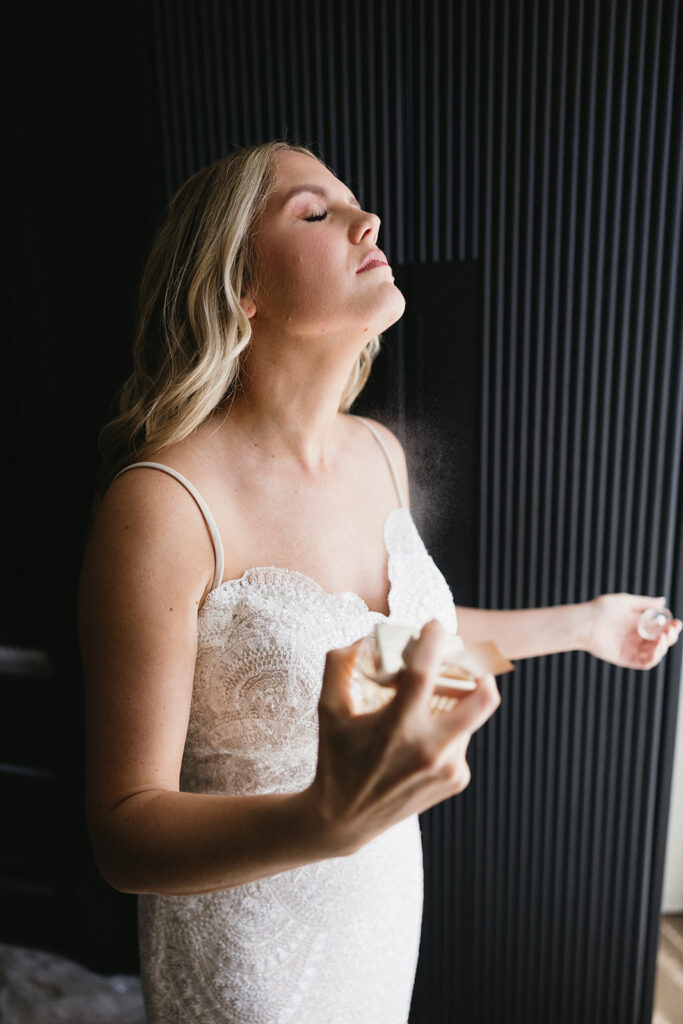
[
  {"x1": 112, "y1": 420, "x2": 459, "y2": 1024},
  {"x1": 182, "y1": 506, "x2": 457, "y2": 801}
]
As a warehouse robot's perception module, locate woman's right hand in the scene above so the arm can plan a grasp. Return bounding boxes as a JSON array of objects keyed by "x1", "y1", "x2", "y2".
[{"x1": 310, "y1": 619, "x2": 501, "y2": 856}]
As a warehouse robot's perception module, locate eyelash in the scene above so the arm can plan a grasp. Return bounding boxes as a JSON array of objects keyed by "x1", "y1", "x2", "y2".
[{"x1": 304, "y1": 210, "x2": 328, "y2": 222}]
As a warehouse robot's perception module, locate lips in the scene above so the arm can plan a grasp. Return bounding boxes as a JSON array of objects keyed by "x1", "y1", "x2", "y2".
[{"x1": 356, "y1": 249, "x2": 390, "y2": 274}]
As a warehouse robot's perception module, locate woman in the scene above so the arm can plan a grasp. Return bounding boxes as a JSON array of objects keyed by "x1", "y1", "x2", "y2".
[{"x1": 78, "y1": 141, "x2": 680, "y2": 1023}]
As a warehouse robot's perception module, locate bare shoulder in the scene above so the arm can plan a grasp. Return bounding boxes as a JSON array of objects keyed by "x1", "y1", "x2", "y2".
[
  {"x1": 350, "y1": 415, "x2": 411, "y2": 507},
  {"x1": 82, "y1": 459, "x2": 216, "y2": 614}
]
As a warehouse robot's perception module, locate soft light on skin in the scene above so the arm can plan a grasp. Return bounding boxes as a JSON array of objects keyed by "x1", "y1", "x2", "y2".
[
  {"x1": 223, "y1": 149, "x2": 407, "y2": 470},
  {"x1": 240, "y1": 149, "x2": 406, "y2": 379}
]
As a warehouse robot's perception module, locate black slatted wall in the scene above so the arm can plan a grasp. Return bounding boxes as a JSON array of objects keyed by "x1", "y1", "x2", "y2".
[{"x1": 150, "y1": 2, "x2": 683, "y2": 1022}]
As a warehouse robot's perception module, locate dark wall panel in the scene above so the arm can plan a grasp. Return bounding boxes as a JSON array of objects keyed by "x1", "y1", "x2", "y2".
[
  {"x1": 149, "y1": 1, "x2": 683, "y2": 1022},
  {"x1": 474, "y1": 2, "x2": 682, "y2": 1022},
  {"x1": 1, "y1": 0, "x2": 163, "y2": 973}
]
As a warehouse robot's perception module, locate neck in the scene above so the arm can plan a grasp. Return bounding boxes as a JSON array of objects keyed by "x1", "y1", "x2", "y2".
[{"x1": 223, "y1": 343, "x2": 357, "y2": 472}]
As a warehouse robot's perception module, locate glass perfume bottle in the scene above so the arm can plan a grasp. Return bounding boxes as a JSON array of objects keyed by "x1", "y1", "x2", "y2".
[{"x1": 637, "y1": 606, "x2": 672, "y2": 640}]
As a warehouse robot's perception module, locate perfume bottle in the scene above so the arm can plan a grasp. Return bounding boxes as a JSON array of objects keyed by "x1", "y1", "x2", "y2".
[
  {"x1": 637, "y1": 606, "x2": 672, "y2": 641},
  {"x1": 350, "y1": 622, "x2": 513, "y2": 716}
]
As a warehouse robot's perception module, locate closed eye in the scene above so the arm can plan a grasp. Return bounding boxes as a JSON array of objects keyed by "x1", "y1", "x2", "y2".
[{"x1": 304, "y1": 210, "x2": 328, "y2": 222}]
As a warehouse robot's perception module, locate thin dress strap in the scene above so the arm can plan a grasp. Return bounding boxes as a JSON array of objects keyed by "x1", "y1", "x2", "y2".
[
  {"x1": 353, "y1": 417, "x2": 406, "y2": 509},
  {"x1": 111, "y1": 462, "x2": 225, "y2": 591}
]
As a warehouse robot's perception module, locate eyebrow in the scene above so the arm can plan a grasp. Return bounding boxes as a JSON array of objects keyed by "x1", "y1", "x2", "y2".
[{"x1": 281, "y1": 184, "x2": 362, "y2": 209}]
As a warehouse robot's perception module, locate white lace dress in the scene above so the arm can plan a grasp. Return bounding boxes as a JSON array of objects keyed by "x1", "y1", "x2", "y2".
[{"x1": 114, "y1": 426, "x2": 458, "y2": 1024}]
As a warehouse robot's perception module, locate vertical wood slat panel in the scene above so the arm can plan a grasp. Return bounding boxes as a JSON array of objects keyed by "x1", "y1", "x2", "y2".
[
  {"x1": 150, "y1": 2, "x2": 683, "y2": 1021},
  {"x1": 475, "y1": 2, "x2": 682, "y2": 1023}
]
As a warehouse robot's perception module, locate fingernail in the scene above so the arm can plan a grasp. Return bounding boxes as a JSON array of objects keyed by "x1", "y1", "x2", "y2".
[{"x1": 657, "y1": 596, "x2": 667, "y2": 602}]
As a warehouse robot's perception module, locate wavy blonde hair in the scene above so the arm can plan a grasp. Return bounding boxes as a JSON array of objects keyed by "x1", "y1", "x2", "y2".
[{"x1": 94, "y1": 140, "x2": 381, "y2": 508}]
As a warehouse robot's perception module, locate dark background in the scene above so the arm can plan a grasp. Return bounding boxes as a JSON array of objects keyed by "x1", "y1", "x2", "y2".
[
  {"x1": 1, "y1": 0, "x2": 164, "y2": 971},
  {"x1": 2, "y1": 2, "x2": 682, "y2": 1022}
]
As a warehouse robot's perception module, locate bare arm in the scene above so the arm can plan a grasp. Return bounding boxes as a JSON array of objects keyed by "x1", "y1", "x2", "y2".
[
  {"x1": 79, "y1": 470, "x2": 327, "y2": 895},
  {"x1": 80, "y1": 468, "x2": 500, "y2": 897},
  {"x1": 372, "y1": 425, "x2": 681, "y2": 668},
  {"x1": 454, "y1": 602, "x2": 592, "y2": 660},
  {"x1": 456, "y1": 596, "x2": 681, "y2": 667}
]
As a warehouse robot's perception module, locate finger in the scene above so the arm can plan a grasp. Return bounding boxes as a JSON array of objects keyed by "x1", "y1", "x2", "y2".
[
  {"x1": 391, "y1": 620, "x2": 447, "y2": 717},
  {"x1": 436, "y1": 672, "x2": 501, "y2": 738},
  {"x1": 666, "y1": 620, "x2": 682, "y2": 644},
  {"x1": 641, "y1": 631, "x2": 671, "y2": 668},
  {"x1": 649, "y1": 621, "x2": 681, "y2": 658},
  {"x1": 630, "y1": 594, "x2": 667, "y2": 611},
  {"x1": 404, "y1": 619, "x2": 448, "y2": 673},
  {"x1": 319, "y1": 640, "x2": 363, "y2": 717},
  {"x1": 427, "y1": 752, "x2": 472, "y2": 796}
]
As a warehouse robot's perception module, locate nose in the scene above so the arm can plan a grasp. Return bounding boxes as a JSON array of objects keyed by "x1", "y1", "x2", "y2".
[{"x1": 350, "y1": 209, "x2": 380, "y2": 245}]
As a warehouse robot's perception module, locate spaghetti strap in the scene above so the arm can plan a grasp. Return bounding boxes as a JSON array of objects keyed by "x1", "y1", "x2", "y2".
[
  {"x1": 111, "y1": 462, "x2": 225, "y2": 591},
  {"x1": 353, "y1": 417, "x2": 406, "y2": 509}
]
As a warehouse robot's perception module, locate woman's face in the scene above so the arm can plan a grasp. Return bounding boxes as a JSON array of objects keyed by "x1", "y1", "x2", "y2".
[{"x1": 244, "y1": 150, "x2": 405, "y2": 347}]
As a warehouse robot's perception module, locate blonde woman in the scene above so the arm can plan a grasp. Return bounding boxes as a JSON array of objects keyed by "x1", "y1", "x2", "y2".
[{"x1": 78, "y1": 141, "x2": 680, "y2": 1024}]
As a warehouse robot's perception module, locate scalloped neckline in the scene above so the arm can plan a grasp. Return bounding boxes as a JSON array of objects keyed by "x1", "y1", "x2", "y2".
[{"x1": 201, "y1": 505, "x2": 412, "y2": 619}]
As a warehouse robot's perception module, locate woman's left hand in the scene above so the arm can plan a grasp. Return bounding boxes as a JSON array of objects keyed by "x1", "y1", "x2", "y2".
[{"x1": 586, "y1": 594, "x2": 682, "y2": 669}]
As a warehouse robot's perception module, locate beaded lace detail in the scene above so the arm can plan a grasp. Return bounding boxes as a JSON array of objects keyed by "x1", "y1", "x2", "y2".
[{"x1": 139, "y1": 506, "x2": 458, "y2": 1024}]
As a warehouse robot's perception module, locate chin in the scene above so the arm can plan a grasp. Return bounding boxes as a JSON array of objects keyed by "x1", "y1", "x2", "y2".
[{"x1": 375, "y1": 282, "x2": 406, "y2": 332}]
